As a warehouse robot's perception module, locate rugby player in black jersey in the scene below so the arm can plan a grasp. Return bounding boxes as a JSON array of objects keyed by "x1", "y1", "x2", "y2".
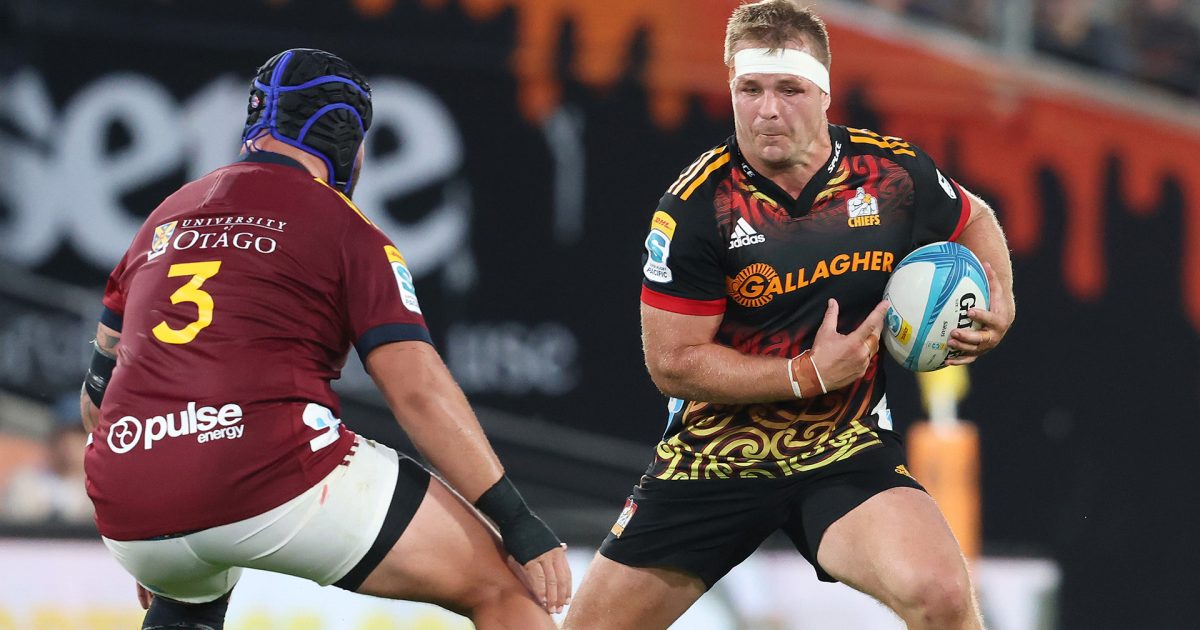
[{"x1": 563, "y1": 2, "x2": 1014, "y2": 629}]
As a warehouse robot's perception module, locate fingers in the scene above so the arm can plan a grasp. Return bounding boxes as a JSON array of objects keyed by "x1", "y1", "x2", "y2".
[
  {"x1": 555, "y1": 544, "x2": 573, "y2": 611},
  {"x1": 524, "y1": 547, "x2": 572, "y2": 613},
  {"x1": 854, "y1": 299, "x2": 889, "y2": 354},
  {"x1": 523, "y1": 556, "x2": 547, "y2": 609},
  {"x1": 136, "y1": 583, "x2": 153, "y2": 610},
  {"x1": 818, "y1": 298, "x2": 840, "y2": 335}
]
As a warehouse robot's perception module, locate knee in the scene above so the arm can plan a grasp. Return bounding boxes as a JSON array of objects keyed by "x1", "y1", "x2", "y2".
[
  {"x1": 892, "y1": 567, "x2": 974, "y2": 627},
  {"x1": 463, "y1": 578, "x2": 537, "y2": 618}
]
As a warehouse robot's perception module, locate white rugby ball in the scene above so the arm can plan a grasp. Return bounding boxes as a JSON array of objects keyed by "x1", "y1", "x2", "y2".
[{"x1": 882, "y1": 241, "x2": 989, "y2": 372}]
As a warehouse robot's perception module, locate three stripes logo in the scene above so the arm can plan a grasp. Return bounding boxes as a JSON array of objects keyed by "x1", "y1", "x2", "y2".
[{"x1": 728, "y1": 217, "x2": 766, "y2": 250}]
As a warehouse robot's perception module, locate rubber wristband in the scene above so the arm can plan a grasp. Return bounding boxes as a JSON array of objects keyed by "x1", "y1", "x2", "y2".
[
  {"x1": 787, "y1": 357, "x2": 803, "y2": 398},
  {"x1": 807, "y1": 351, "x2": 828, "y2": 394},
  {"x1": 84, "y1": 342, "x2": 117, "y2": 407}
]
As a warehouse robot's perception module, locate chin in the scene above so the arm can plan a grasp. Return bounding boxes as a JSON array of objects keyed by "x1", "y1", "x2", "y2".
[{"x1": 756, "y1": 145, "x2": 790, "y2": 165}]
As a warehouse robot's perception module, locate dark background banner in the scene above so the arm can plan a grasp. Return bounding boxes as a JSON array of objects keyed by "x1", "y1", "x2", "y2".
[{"x1": 3, "y1": 1, "x2": 1198, "y2": 626}]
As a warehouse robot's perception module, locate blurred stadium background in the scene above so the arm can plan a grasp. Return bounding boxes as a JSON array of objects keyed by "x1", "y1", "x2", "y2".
[{"x1": 1, "y1": 0, "x2": 1198, "y2": 628}]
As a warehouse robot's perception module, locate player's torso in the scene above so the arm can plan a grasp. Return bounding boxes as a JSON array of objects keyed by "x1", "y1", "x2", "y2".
[
  {"x1": 108, "y1": 162, "x2": 352, "y2": 419},
  {"x1": 89, "y1": 158, "x2": 359, "y2": 538},
  {"x1": 652, "y1": 127, "x2": 922, "y2": 480}
]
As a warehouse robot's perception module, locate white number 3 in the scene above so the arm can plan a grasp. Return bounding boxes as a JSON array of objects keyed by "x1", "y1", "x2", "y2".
[{"x1": 302, "y1": 403, "x2": 343, "y2": 452}]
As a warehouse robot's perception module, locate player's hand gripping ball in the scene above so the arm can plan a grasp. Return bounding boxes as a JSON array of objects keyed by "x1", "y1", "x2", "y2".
[{"x1": 882, "y1": 241, "x2": 989, "y2": 372}]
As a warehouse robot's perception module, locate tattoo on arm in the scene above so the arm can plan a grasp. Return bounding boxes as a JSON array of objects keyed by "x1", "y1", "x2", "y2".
[{"x1": 96, "y1": 332, "x2": 121, "y2": 358}]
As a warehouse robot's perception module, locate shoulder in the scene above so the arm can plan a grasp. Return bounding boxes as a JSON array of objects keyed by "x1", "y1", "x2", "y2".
[
  {"x1": 662, "y1": 141, "x2": 734, "y2": 207},
  {"x1": 843, "y1": 126, "x2": 925, "y2": 164}
]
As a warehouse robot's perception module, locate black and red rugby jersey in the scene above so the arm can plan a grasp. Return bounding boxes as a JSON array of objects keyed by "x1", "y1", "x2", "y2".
[
  {"x1": 88, "y1": 152, "x2": 431, "y2": 539},
  {"x1": 640, "y1": 124, "x2": 969, "y2": 480}
]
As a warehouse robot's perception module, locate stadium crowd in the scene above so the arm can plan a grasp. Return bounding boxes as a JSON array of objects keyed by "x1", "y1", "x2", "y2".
[{"x1": 856, "y1": 0, "x2": 1200, "y2": 97}]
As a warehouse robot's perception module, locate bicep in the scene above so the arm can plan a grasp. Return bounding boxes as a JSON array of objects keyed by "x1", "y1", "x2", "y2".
[
  {"x1": 363, "y1": 341, "x2": 453, "y2": 415},
  {"x1": 640, "y1": 302, "x2": 723, "y2": 373},
  {"x1": 956, "y1": 189, "x2": 1008, "y2": 255}
]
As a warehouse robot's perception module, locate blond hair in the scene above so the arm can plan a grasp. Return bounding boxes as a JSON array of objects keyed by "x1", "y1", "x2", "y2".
[{"x1": 724, "y1": 0, "x2": 831, "y2": 69}]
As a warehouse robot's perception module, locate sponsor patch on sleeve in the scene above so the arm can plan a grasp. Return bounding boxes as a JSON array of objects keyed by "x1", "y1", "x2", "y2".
[
  {"x1": 384, "y1": 245, "x2": 422, "y2": 314},
  {"x1": 643, "y1": 210, "x2": 676, "y2": 283}
]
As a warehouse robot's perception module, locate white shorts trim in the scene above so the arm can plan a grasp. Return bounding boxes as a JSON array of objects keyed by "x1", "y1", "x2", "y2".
[{"x1": 103, "y1": 437, "x2": 400, "y2": 603}]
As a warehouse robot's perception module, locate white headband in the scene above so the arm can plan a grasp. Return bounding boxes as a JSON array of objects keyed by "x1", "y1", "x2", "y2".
[{"x1": 732, "y1": 47, "x2": 830, "y2": 94}]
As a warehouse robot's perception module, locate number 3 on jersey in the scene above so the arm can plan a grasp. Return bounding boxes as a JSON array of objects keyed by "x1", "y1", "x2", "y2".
[{"x1": 152, "y1": 261, "x2": 222, "y2": 345}]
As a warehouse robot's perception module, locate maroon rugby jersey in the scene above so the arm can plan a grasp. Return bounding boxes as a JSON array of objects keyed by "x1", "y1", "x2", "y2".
[
  {"x1": 640, "y1": 125, "x2": 968, "y2": 480},
  {"x1": 87, "y1": 152, "x2": 430, "y2": 539}
]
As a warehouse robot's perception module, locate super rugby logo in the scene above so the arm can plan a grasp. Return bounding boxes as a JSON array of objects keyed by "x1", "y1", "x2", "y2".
[
  {"x1": 106, "y1": 402, "x2": 245, "y2": 454},
  {"x1": 643, "y1": 210, "x2": 676, "y2": 283},
  {"x1": 385, "y1": 245, "x2": 423, "y2": 314}
]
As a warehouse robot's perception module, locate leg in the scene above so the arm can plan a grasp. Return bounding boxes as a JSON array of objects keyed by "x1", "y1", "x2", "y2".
[
  {"x1": 816, "y1": 487, "x2": 982, "y2": 630},
  {"x1": 562, "y1": 553, "x2": 705, "y2": 630},
  {"x1": 141, "y1": 591, "x2": 232, "y2": 630},
  {"x1": 564, "y1": 475, "x2": 786, "y2": 630},
  {"x1": 356, "y1": 477, "x2": 555, "y2": 630}
]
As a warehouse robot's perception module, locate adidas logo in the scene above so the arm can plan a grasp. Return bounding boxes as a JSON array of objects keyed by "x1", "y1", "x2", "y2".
[{"x1": 728, "y1": 217, "x2": 766, "y2": 250}]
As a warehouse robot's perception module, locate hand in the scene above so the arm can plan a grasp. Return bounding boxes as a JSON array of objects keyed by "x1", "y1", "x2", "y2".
[
  {"x1": 807, "y1": 298, "x2": 889, "y2": 391},
  {"x1": 136, "y1": 582, "x2": 154, "y2": 610},
  {"x1": 508, "y1": 543, "x2": 572, "y2": 614},
  {"x1": 947, "y1": 262, "x2": 1012, "y2": 365}
]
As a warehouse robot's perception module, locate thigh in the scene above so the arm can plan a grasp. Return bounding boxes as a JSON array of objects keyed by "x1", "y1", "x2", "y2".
[
  {"x1": 815, "y1": 487, "x2": 971, "y2": 608},
  {"x1": 353, "y1": 474, "x2": 544, "y2": 617},
  {"x1": 598, "y1": 476, "x2": 785, "y2": 589},
  {"x1": 103, "y1": 536, "x2": 241, "y2": 604},
  {"x1": 562, "y1": 552, "x2": 705, "y2": 630}
]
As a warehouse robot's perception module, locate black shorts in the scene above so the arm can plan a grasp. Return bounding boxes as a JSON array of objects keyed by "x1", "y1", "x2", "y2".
[
  {"x1": 332, "y1": 452, "x2": 431, "y2": 591},
  {"x1": 598, "y1": 430, "x2": 923, "y2": 588}
]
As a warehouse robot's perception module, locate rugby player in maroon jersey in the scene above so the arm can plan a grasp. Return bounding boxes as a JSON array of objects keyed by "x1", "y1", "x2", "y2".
[
  {"x1": 81, "y1": 49, "x2": 568, "y2": 630},
  {"x1": 564, "y1": 2, "x2": 1014, "y2": 629}
]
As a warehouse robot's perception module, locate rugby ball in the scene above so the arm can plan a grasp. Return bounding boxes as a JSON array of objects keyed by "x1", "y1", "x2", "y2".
[{"x1": 882, "y1": 241, "x2": 989, "y2": 372}]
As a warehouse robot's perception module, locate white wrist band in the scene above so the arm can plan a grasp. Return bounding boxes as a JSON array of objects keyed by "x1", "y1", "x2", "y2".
[
  {"x1": 787, "y1": 357, "x2": 803, "y2": 398},
  {"x1": 809, "y1": 351, "x2": 828, "y2": 395}
]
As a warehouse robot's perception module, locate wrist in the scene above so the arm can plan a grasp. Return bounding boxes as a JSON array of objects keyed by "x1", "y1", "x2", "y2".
[
  {"x1": 474, "y1": 475, "x2": 561, "y2": 564},
  {"x1": 788, "y1": 350, "x2": 826, "y2": 398}
]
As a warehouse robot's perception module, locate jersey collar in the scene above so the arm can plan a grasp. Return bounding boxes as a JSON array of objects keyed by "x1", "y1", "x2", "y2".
[
  {"x1": 730, "y1": 124, "x2": 848, "y2": 218},
  {"x1": 238, "y1": 150, "x2": 310, "y2": 173}
]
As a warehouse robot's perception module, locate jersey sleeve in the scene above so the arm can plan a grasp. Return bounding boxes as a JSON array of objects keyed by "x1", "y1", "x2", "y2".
[
  {"x1": 639, "y1": 191, "x2": 728, "y2": 316},
  {"x1": 339, "y1": 219, "x2": 433, "y2": 359},
  {"x1": 100, "y1": 251, "x2": 131, "y2": 331},
  {"x1": 908, "y1": 144, "x2": 970, "y2": 246}
]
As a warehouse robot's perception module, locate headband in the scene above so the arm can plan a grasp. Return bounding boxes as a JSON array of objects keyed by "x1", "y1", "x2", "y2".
[{"x1": 732, "y1": 47, "x2": 830, "y2": 94}]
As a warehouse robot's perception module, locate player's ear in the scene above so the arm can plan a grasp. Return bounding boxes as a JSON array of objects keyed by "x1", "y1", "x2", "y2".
[{"x1": 821, "y1": 90, "x2": 831, "y2": 113}]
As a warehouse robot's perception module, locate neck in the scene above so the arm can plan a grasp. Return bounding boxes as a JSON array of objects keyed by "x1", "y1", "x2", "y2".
[
  {"x1": 243, "y1": 134, "x2": 330, "y2": 182},
  {"x1": 741, "y1": 126, "x2": 832, "y2": 198}
]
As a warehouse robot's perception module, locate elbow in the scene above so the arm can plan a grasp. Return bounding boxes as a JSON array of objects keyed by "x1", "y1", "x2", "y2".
[{"x1": 645, "y1": 356, "x2": 692, "y2": 399}]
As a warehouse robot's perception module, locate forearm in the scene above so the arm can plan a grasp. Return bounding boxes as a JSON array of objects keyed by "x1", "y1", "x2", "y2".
[
  {"x1": 366, "y1": 342, "x2": 504, "y2": 502},
  {"x1": 958, "y1": 197, "x2": 1016, "y2": 321},
  {"x1": 649, "y1": 342, "x2": 821, "y2": 404},
  {"x1": 81, "y1": 322, "x2": 121, "y2": 433},
  {"x1": 80, "y1": 388, "x2": 101, "y2": 433}
]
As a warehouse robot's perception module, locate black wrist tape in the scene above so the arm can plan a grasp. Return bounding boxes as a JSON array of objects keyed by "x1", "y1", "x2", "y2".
[
  {"x1": 474, "y1": 475, "x2": 561, "y2": 564},
  {"x1": 84, "y1": 344, "x2": 117, "y2": 408}
]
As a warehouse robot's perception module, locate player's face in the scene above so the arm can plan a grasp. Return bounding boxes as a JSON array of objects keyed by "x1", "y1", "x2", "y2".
[{"x1": 730, "y1": 47, "x2": 830, "y2": 169}]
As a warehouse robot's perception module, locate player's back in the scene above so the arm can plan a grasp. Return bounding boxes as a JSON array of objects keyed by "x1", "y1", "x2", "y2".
[{"x1": 86, "y1": 153, "x2": 410, "y2": 540}]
